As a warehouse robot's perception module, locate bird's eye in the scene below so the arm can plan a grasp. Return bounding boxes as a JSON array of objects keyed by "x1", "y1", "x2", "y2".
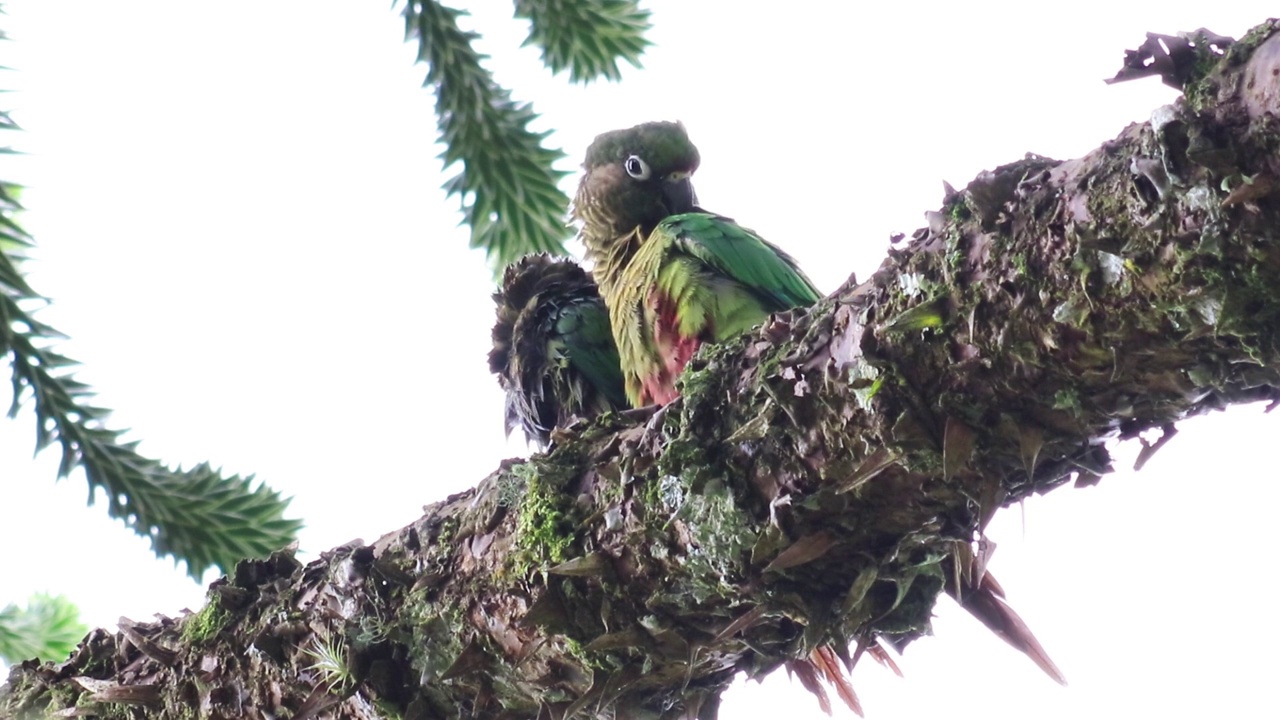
[{"x1": 624, "y1": 155, "x2": 651, "y2": 180}]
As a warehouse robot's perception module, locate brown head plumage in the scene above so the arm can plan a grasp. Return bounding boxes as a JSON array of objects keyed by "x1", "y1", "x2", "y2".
[{"x1": 572, "y1": 121, "x2": 701, "y2": 265}]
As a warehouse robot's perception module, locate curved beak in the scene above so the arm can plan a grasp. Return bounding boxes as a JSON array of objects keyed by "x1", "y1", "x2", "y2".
[{"x1": 662, "y1": 172, "x2": 698, "y2": 214}]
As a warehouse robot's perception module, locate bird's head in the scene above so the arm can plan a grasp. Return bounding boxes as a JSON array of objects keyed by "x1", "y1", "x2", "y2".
[{"x1": 573, "y1": 121, "x2": 701, "y2": 245}]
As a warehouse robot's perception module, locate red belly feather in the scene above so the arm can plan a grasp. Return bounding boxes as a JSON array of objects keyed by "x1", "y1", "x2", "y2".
[{"x1": 641, "y1": 288, "x2": 704, "y2": 405}]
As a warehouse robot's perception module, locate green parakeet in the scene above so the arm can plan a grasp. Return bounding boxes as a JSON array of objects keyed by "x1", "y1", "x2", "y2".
[
  {"x1": 489, "y1": 254, "x2": 627, "y2": 447},
  {"x1": 573, "y1": 121, "x2": 822, "y2": 406},
  {"x1": 571, "y1": 122, "x2": 1065, "y2": 698}
]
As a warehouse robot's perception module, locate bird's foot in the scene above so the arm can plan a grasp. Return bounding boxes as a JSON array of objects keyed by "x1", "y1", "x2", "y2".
[{"x1": 617, "y1": 403, "x2": 663, "y2": 423}]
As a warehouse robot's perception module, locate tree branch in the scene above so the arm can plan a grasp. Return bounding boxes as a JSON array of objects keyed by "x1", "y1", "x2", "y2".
[
  {"x1": 514, "y1": 0, "x2": 650, "y2": 83},
  {"x1": 0, "y1": 594, "x2": 85, "y2": 666},
  {"x1": 401, "y1": 0, "x2": 574, "y2": 271},
  {"x1": 0, "y1": 63, "x2": 300, "y2": 581},
  {"x1": 6, "y1": 20, "x2": 1280, "y2": 720}
]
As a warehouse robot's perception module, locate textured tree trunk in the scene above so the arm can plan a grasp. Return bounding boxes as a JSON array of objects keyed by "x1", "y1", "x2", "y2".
[{"x1": 6, "y1": 21, "x2": 1280, "y2": 720}]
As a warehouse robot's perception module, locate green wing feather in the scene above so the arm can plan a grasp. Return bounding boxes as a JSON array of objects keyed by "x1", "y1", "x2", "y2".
[
  {"x1": 552, "y1": 297, "x2": 629, "y2": 413},
  {"x1": 641, "y1": 212, "x2": 821, "y2": 343},
  {"x1": 661, "y1": 212, "x2": 822, "y2": 311},
  {"x1": 610, "y1": 212, "x2": 821, "y2": 405},
  {"x1": 490, "y1": 255, "x2": 627, "y2": 446}
]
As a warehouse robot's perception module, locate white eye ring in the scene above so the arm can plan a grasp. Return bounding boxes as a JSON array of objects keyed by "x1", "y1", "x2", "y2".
[{"x1": 624, "y1": 155, "x2": 651, "y2": 180}]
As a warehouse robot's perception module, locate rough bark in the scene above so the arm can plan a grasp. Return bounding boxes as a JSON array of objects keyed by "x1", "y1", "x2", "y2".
[{"x1": 6, "y1": 21, "x2": 1280, "y2": 720}]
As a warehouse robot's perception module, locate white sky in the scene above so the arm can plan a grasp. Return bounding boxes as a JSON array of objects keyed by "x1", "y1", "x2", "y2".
[{"x1": 2, "y1": 2, "x2": 1277, "y2": 718}]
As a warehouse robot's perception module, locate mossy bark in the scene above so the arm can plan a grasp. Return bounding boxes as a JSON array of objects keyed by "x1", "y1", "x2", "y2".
[{"x1": 6, "y1": 21, "x2": 1280, "y2": 720}]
